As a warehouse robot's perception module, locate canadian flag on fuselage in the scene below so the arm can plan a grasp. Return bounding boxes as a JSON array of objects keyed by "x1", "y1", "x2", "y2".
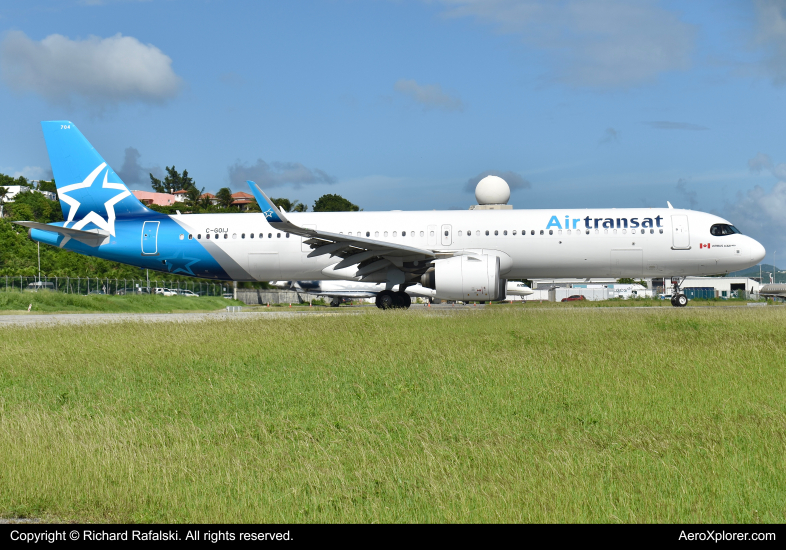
[{"x1": 700, "y1": 243, "x2": 711, "y2": 249}]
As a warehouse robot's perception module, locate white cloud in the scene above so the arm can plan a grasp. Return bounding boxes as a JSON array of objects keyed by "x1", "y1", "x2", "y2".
[
  {"x1": 434, "y1": 0, "x2": 695, "y2": 88},
  {"x1": 0, "y1": 31, "x2": 183, "y2": 106},
  {"x1": 117, "y1": 147, "x2": 162, "y2": 186},
  {"x1": 753, "y1": 0, "x2": 786, "y2": 86},
  {"x1": 748, "y1": 151, "x2": 786, "y2": 180},
  {"x1": 228, "y1": 159, "x2": 336, "y2": 189},
  {"x1": 394, "y1": 79, "x2": 464, "y2": 111}
]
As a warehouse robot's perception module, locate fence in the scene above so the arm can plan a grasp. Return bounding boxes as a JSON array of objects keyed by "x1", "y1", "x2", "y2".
[{"x1": 1, "y1": 275, "x2": 233, "y2": 297}]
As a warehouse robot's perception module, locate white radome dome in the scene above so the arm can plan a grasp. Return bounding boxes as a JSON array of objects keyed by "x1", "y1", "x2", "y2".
[{"x1": 475, "y1": 175, "x2": 510, "y2": 205}]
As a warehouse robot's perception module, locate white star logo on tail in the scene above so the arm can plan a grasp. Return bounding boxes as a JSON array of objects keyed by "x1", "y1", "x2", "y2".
[{"x1": 58, "y1": 163, "x2": 130, "y2": 236}]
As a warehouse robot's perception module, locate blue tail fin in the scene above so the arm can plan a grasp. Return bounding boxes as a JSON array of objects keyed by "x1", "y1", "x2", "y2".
[{"x1": 41, "y1": 121, "x2": 150, "y2": 233}]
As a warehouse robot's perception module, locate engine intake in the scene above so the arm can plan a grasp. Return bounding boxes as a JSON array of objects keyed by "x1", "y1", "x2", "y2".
[{"x1": 420, "y1": 255, "x2": 505, "y2": 301}]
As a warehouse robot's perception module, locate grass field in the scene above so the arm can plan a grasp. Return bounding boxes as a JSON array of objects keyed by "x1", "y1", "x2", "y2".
[
  {"x1": 1, "y1": 307, "x2": 784, "y2": 523},
  {"x1": 0, "y1": 291, "x2": 243, "y2": 313}
]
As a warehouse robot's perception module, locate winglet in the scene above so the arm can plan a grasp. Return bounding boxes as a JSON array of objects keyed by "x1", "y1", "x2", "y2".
[
  {"x1": 247, "y1": 180, "x2": 289, "y2": 224},
  {"x1": 667, "y1": 201, "x2": 674, "y2": 209}
]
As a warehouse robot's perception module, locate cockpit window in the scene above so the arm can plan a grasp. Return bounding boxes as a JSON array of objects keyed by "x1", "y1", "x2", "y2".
[{"x1": 710, "y1": 224, "x2": 741, "y2": 236}]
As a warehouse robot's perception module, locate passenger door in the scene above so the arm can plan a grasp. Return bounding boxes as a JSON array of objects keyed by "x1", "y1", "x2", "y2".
[{"x1": 671, "y1": 215, "x2": 690, "y2": 250}]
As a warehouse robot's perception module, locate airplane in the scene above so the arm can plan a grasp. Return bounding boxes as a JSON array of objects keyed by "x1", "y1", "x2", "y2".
[
  {"x1": 269, "y1": 280, "x2": 533, "y2": 306},
  {"x1": 17, "y1": 121, "x2": 766, "y2": 308}
]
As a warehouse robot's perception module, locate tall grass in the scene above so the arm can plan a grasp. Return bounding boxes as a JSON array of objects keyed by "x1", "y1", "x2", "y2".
[{"x1": 0, "y1": 308, "x2": 784, "y2": 523}]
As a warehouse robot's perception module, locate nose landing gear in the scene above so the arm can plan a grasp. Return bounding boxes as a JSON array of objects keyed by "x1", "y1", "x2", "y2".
[{"x1": 669, "y1": 277, "x2": 688, "y2": 307}]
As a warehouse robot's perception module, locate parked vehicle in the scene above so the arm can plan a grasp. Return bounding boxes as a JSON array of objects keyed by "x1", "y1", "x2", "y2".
[
  {"x1": 26, "y1": 281, "x2": 55, "y2": 291},
  {"x1": 177, "y1": 289, "x2": 199, "y2": 297},
  {"x1": 561, "y1": 295, "x2": 586, "y2": 302},
  {"x1": 154, "y1": 288, "x2": 177, "y2": 296},
  {"x1": 222, "y1": 293, "x2": 234, "y2": 299}
]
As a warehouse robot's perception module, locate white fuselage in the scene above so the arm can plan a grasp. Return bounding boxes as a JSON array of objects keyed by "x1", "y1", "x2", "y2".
[{"x1": 171, "y1": 208, "x2": 765, "y2": 282}]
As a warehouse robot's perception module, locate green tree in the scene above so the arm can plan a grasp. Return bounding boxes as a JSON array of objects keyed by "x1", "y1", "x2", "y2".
[
  {"x1": 185, "y1": 185, "x2": 205, "y2": 211},
  {"x1": 312, "y1": 194, "x2": 359, "y2": 212},
  {"x1": 271, "y1": 198, "x2": 292, "y2": 212},
  {"x1": 216, "y1": 187, "x2": 234, "y2": 209},
  {"x1": 149, "y1": 166, "x2": 195, "y2": 194},
  {"x1": 38, "y1": 180, "x2": 57, "y2": 194}
]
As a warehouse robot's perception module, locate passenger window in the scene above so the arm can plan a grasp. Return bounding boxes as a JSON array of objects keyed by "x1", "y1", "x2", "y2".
[
  {"x1": 224, "y1": 234, "x2": 228, "y2": 239},
  {"x1": 444, "y1": 230, "x2": 448, "y2": 237},
  {"x1": 366, "y1": 231, "x2": 370, "y2": 237},
  {"x1": 179, "y1": 234, "x2": 184, "y2": 240},
  {"x1": 286, "y1": 233, "x2": 290, "y2": 238},
  {"x1": 258, "y1": 233, "x2": 262, "y2": 238},
  {"x1": 604, "y1": 229, "x2": 608, "y2": 234},
  {"x1": 504, "y1": 230, "x2": 507, "y2": 235},
  {"x1": 659, "y1": 229, "x2": 663, "y2": 234},
  {"x1": 375, "y1": 231, "x2": 379, "y2": 237},
  {"x1": 566, "y1": 229, "x2": 571, "y2": 235},
  {"x1": 241, "y1": 233, "x2": 245, "y2": 239},
  {"x1": 402, "y1": 231, "x2": 407, "y2": 236},
  {"x1": 232, "y1": 233, "x2": 237, "y2": 239},
  {"x1": 558, "y1": 230, "x2": 562, "y2": 235},
  {"x1": 268, "y1": 233, "x2": 272, "y2": 238},
  {"x1": 494, "y1": 230, "x2": 498, "y2": 236},
  {"x1": 412, "y1": 231, "x2": 415, "y2": 238},
  {"x1": 206, "y1": 234, "x2": 210, "y2": 239},
  {"x1": 430, "y1": 231, "x2": 434, "y2": 237},
  {"x1": 250, "y1": 233, "x2": 254, "y2": 238},
  {"x1": 420, "y1": 231, "x2": 424, "y2": 237},
  {"x1": 650, "y1": 229, "x2": 654, "y2": 234},
  {"x1": 532, "y1": 230, "x2": 535, "y2": 235},
  {"x1": 384, "y1": 231, "x2": 388, "y2": 237},
  {"x1": 458, "y1": 230, "x2": 463, "y2": 236},
  {"x1": 188, "y1": 234, "x2": 193, "y2": 240},
  {"x1": 513, "y1": 230, "x2": 517, "y2": 235},
  {"x1": 393, "y1": 231, "x2": 397, "y2": 237},
  {"x1": 197, "y1": 234, "x2": 201, "y2": 239},
  {"x1": 485, "y1": 230, "x2": 489, "y2": 236},
  {"x1": 467, "y1": 230, "x2": 472, "y2": 236},
  {"x1": 277, "y1": 233, "x2": 281, "y2": 238},
  {"x1": 540, "y1": 230, "x2": 544, "y2": 235},
  {"x1": 549, "y1": 230, "x2": 553, "y2": 235},
  {"x1": 585, "y1": 230, "x2": 589, "y2": 235}
]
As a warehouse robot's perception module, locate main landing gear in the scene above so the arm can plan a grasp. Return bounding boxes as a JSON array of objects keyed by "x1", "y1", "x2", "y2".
[
  {"x1": 375, "y1": 290, "x2": 411, "y2": 310},
  {"x1": 669, "y1": 277, "x2": 688, "y2": 307}
]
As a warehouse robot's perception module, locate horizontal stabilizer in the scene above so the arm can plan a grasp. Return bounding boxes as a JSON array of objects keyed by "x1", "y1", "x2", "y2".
[{"x1": 14, "y1": 221, "x2": 110, "y2": 247}]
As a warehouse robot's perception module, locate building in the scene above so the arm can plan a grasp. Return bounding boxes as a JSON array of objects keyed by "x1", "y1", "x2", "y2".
[
  {"x1": 231, "y1": 192, "x2": 255, "y2": 211},
  {"x1": 200, "y1": 193, "x2": 219, "y2": 205},
  {"x1": 172, "y1": 189, "x2": 189, "y2": 202},
  {"x1": 0, "y1": 185, "x2": 57, "y2": 203},
  {"x1": 131, "y1": 190, "x2": 178, "y2": 206}
]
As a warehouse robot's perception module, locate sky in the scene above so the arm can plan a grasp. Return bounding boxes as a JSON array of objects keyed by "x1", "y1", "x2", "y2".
[{"x1": 1, "y1": 0, "x2": 785, "y2": 266}]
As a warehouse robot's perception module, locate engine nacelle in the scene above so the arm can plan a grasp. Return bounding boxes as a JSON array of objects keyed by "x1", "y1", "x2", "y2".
[{"x1": 421, "y1": 255, "x2": 505, "y2": 301}]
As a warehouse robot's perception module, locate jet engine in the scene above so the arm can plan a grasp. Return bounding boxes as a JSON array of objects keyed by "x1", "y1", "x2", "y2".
[{"x1": 420, "y1": 255, "x2": 505, "y2": 301}]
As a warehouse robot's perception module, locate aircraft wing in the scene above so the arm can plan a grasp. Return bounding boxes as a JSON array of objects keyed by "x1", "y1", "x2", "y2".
[
  {"x1": 248, "y1": 181, "x2": 447, "y2": 280},
  {"x1": 14, "y1": 221, "x2": 110, "y2": 247}
]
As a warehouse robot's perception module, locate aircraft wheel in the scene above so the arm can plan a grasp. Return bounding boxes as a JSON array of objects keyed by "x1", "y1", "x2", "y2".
[
  {"x1": 670, "y1": 296, "x2": 677, "y2": 307},
  {"x1": 330, "y1": 298, "x2": 341, "y2": 307},
  {"x1": 676, "y1": 294, "x2": 688, "y2": 307},
  {"x1": 377, "y1": 291, "x2": 395, "y2": 310},
  {"x1": 395, "y1": 291, "x2": 411, "y2": 309}
]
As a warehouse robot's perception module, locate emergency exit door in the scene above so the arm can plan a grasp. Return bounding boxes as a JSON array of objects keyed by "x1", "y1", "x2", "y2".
[
  {"x1": 441, "y1": 224, "x2": 452, "y2": 246},
  {"x1": 141, "y1": 221, "x2": 159, "y2": 255}
]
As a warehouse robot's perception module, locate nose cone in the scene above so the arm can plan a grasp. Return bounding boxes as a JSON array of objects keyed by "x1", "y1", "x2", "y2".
[{"x1": 750, "y1": 239, "x2": 766, "y2": 263}]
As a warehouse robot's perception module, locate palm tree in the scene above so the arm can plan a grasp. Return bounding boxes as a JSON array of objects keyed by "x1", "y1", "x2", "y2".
[
  {"x1": 185, "y1": 185, "x2": 204, "y2": 211},
  {"x1": 216, "y1": 187, "x2": 234, "y2": 209}
]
